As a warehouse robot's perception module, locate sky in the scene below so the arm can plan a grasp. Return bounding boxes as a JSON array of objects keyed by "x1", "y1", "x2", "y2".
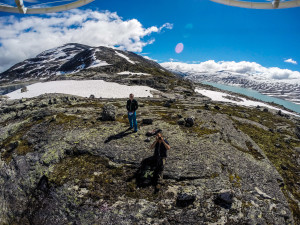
[{"x1": 0, "y1": 0, "x2": 300, "y2": 76}]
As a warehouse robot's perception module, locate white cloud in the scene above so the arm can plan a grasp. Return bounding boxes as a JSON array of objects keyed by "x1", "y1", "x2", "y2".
[
  {"x1": 284, "y1": 58, "x2": 297, "y2": 65},
  {"x1": 0, "y1": 9, "x2": 172, "y2": 72},
  {"x1": 161, "y1": 60, "x2": 300, "y2": 81}
]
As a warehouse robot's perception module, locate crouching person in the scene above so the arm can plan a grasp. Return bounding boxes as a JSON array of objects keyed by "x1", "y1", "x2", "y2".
[{"x1": 150, "y1": 132, "x2": 171, "y2": 183}]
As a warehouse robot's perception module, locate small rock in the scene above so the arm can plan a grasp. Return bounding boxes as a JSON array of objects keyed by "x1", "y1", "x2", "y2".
[
  {"x1": 101, "y1": 104, "x2": 116, "y2": 121},
  {"x1": 263, "y1": 108, "x2": 268, "y2": 112},
  {"x1": 214, "y1": 105, "x2": 220, "y2": 110},
  {"x1": 37, "y1": 175, "x2": 50, "y2": 192},
  {"x1": 176, "y1": 193, "x2": 196, "y2": 208},
  {"x1": 275, "y1": 143, "x2": 281, "y2": 148},
  {"x1": 185, "y1": 117, "x2": 195, "y2": 127},
  {"x1": 204, "y1": 104, "x2": 210, "y2": 110},
  {"x1": 295, "y1": 126, "x2": 300, "y2": 139},
  {"x1": 280, "y1": 164, "x2": 288, "y2": 170},
  {"x1": 142, "y1": 119, "x2": 153, "y2": 125},
  {"x1": 214, "y1": 191, "x2": 234, "y2": 209},
  {"x1": 89, "y1": 94, "x2": 95, "y2": 99},
  {"x1": 163, "y1": 101, "x2": 171, "y2": 108},
  {"x1": 21, "y1": 87, "x2": 28, "y2": 93},
  {"x1": 50, "y1": 115, "x2": 57, "y2": 122},
  {"x1": 177, "y1": 118, "x2": 185, "y2": 125},
  {"x1": 7, "y1": 141, "x2": 19, "y2": 152}
]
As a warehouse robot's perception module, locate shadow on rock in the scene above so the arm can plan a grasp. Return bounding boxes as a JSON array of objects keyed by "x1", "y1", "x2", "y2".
[
  {"x1": 104, "y1": 128, "x2": 133, "y2": 143},
  {"x1": 20, "y1": 175, "x2": 60, "y2": 225},
  {"x1": 128, "y1": 156, "x2": 163, "y2": 193}
]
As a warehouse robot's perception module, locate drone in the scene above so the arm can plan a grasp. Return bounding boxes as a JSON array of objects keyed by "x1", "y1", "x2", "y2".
[
  {"x1": 210, "y1": 0, "x2": 300, "y2": 9},
  {"x1": 0, "y1": 0, "x2": 299, "y2": 14},
  {"x1": 0, "y1": 0, "x2": 94, "y2": 14}
]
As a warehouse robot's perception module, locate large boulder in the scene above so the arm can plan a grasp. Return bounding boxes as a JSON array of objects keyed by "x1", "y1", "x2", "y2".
[{"x1": 101, "y1": 104, "x2": 116, "y2": 121}]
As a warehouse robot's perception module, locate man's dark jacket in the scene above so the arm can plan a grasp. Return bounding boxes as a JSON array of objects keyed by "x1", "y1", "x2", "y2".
[
  {"x1": 126, "y1": 99, "x2": 138, "y2": 112},
  {"x1": 154, "y1": 140, "x2": 169, "y2": 158}
]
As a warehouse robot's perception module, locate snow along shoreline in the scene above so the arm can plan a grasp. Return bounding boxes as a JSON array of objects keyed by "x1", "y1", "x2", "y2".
[{"x1": 195, "y1": 88, "x2": 299, "y2": 117}]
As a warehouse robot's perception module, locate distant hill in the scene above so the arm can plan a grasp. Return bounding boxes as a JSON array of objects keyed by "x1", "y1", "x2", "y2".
[{"x1": 161, "y1": 62, "x2": 300, "y2": 105}]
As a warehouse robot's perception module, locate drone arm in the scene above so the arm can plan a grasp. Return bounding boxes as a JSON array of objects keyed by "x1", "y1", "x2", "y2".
[
  {"x1": 210, "y1": 0, "x2": 300, "y2": 9},
  {"x1": 15, "y1": 0, "x2": 27, "y2": 14},
  {"x1": 26, "y1": 0, "x2": 94, "y2": 14}
]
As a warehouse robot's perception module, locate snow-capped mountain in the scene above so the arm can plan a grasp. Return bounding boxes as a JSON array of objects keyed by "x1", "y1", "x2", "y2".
[
  {"x1": 161, "y1": 62, "x2": 300, "y2": 105},
  {"x1": 0, "y1": 43, "x2": 169, "y2": 83}
]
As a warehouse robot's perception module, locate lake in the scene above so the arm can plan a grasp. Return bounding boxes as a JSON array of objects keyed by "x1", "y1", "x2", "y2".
[{"x1": 202, "y1": 81, "x2": 300, "y2": 114}]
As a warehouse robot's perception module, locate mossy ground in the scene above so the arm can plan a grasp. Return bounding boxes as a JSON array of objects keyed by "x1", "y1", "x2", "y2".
[
  {"x1": 234, "y1": 120, "x2": 300, "y2": 223},
  {"x1": 0, "y1": 119, "x2": 43, "y2": 163},
  {"x1": 49, "y1": 154, "x2": 165, "y2": 203}
]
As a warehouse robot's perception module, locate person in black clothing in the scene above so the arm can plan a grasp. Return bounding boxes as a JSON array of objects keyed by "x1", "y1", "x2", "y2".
[
  {"x1": 150, "y1": 132, "x2": 171, "y2": 182},
  {"x1": 126, "y1": 93, "x2": 138, "y2": 132}
]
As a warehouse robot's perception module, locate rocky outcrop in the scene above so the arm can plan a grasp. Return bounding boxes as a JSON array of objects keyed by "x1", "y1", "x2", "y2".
[{"x1": 0, "y1": 93, "x2": 299, "y2": 224}]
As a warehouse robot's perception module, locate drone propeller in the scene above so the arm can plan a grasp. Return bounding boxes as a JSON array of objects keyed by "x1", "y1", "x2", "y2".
[
  {"x1": 0, "y1": 0, "x2": 94, "y2": 14},
  {"x1": 210, "y1": 0, "x2": 300, "y2": 9}
]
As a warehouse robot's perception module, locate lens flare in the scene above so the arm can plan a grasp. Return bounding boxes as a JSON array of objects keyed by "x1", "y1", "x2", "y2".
[{"x1": 175, "y1": 43, "x2": 184, "y2": 54}]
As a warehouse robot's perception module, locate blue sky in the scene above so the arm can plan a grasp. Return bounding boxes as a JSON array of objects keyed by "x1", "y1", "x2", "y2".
[
  {"x1": 0, "y1": 0, "x2": 300, "y2": 72},
  {"x1": 92, "y1": 0, "x2": 300, "y2": 70}
]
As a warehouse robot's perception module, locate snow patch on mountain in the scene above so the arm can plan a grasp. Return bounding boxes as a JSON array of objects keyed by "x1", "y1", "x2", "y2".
[
  {"x1": 5, "y1": 80, "x2": 156, "y2": 99},
  {"x1": 88, "y1": 49, "x2": 110, "y2": 68},
  {"x1": 115, "y1": 51, "x2": 136, "y2": 64},
  {"x1": 117, "y1": 71, "x2": 150, "y2": 76}
]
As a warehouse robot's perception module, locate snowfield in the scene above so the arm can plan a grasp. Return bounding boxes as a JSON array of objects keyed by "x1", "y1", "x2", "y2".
[
  {"x1": 117, "y1": 71, "x2": 150, "y2": 76},
  {"x1": 6, "y1": 80, "x2": 157, "y2": 99},
  {"x1": 195, "y1": 88, "x2": 299, "y2": 116}
]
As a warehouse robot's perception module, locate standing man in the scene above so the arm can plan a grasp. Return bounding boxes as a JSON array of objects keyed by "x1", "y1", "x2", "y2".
[
  {"x1": 150, "y1": 132, "x2": 171, "y2": 183},
  {"x1": 126, "y1": 93, "x2": 138, "y2": 132}
]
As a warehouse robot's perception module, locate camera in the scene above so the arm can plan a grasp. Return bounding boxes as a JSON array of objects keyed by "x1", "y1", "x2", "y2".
[{"x1": 158, "y1": 137, "x2": 162, "y2": 140}]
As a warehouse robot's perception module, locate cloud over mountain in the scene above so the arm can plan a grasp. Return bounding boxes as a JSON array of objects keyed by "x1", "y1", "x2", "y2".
[
  {"x1": 0, "y1": 9, "x2": 172, "y2": 72},
  {"x1": 161, "y1": 60, "x2": 300, "y2": 81}
]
